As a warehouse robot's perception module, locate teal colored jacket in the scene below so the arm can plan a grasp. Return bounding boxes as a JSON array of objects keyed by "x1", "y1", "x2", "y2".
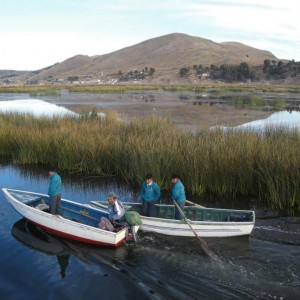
[
  {"x1": 48, "y1": 173, "x2": 62, "y2": 196},
  {"x1": 171, "y1": 180, "x2": 186, "y2": 203},
  {"x1": 140, "y1": 182, "x2": 161, "y2": 203}
]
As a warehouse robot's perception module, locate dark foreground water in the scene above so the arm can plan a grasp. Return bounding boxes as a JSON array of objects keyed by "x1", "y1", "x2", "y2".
[{"x1": 0, "y1": 164, "x2": 299, "y2": 300}]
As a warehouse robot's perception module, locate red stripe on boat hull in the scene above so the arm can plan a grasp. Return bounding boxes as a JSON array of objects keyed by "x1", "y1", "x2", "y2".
[{"x1": 26, "y1": 219, "x2": 125, "y2": 247}]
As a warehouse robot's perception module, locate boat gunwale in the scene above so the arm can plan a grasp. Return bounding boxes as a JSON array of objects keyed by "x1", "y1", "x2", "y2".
[{"x1": 90, "y1": 200, "x2": 255, "y2": 214}]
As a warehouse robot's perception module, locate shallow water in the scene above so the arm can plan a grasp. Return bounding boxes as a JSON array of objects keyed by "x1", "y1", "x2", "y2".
[
  {"x1": 0, "y1": 164, "x2": 299, "y2": 299},
  {"x1": 2, "y1": 89, "x2": 300, "y2": 129}
]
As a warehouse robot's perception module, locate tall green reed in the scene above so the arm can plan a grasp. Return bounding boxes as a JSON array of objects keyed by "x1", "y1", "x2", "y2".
[{"x1": 1, "y1": 112, "x2": 300, "y2": 215}]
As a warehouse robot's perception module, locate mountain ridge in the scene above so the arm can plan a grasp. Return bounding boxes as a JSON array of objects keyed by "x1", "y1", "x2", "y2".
[{"x1": 0, "y1": 33, "x2": 280, "y2": 84}]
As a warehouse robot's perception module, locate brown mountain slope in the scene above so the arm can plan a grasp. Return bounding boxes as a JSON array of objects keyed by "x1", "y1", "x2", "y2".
[
  {"x1": 11, "y1": 33, "x2": 279, "y2": 83},
  {"x1": 17, "y1": 54, "x2": 93, "y2": 83},
  {"x1": 80, "y1": 33, "x2": 277, "y2": 75}
]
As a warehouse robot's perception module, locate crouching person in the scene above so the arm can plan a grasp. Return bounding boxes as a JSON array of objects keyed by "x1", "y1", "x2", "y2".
[
  {"x1": 99, "y1": 192, "x2": 125, "y2": 231},
  {"x1": 107, "y1": 192, "x2": 125, "y2": 227}
]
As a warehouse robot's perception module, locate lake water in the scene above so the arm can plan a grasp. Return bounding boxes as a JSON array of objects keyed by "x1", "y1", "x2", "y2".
[
  {"x1": 0, "y1": 164, "x2": 299, "y2": 300},
  {"x1": 2, "y1": 89, "x2": 300, "y2": 129},
  {"x1": 1, "y1": 90, "x2": 300, "y2": 299}
]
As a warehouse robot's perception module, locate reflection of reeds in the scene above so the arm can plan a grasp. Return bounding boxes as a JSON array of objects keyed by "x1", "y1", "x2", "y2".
[{"x1": 1, "y1": 112, "x2": 299, "y2": 215}]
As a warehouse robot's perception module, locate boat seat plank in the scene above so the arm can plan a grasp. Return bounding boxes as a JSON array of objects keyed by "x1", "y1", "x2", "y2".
[
  {"x1": 23, "y1": 198, "x2": 42, "y2": 206},
  {"x1": 61, "y1": 206, "x2": 100, "y2": 227}
]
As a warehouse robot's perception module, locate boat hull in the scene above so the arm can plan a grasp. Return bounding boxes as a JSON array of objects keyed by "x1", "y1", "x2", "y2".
[
  {"x1": 139, "y1": 217, "x2": 254, "y2": 237},
  {"x1": 3, "y1": 189, "x2": 129, "y2": 247}
]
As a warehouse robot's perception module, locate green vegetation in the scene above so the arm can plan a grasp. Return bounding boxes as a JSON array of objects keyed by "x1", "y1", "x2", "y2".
[
  {"x1": 210, "y1": 62, "x2": 256, "y2": 82},
  {"x1": 0, "y1": 85, "x2": 160, "y2": 94},
  {"x1": 263, "y1": 59, "x2": 300, "y2": 80},
  {"x1": 180, "y1": 60, "x2": 300, "y2": 83},
  {"x1": 68, "y1": 76, "x2": 79, "y2": 83},
  {"x1": 0, "y1": 112, "x2": 299, "y2": 215},
  {"x1": 118, "y1": 67, "x2": 155, "y2": 81},
  {"x1": 1, "y1": 84, "x2": 300, "y2": 94}
]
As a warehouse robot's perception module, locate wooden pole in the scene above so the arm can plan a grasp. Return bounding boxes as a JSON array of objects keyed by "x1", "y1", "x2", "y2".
[
  {"x1": 185, "y1": 199, "x2": 205, "y2": 208},
  {"x1": 173, "y1": 200, "x2": 219, "y2": 261}
]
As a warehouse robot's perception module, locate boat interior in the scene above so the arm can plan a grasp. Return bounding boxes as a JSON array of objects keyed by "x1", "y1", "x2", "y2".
[
  {"x1": 124, "y1": 204, "x2": 253, "y2": 222},
  {"x1": 20, "y1": 195, "x2": 105, "y2": 228},
  {"x1": 91, "y1": 201, "x2": 254, "y2": 222}
]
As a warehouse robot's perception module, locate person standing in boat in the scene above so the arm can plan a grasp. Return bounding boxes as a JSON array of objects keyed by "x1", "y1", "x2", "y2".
[
  {"x1": 171, "y1": 174, "x2": 186, "y2": 220},
  {"x1": 107, "y1": 192, "x2": 125, "y2": 226},
  {"x1": 140, "y1": 174, "x2": 161, "y2": 217},
  {"x1": 48, "y1": 167, "x2": 62, "y2": 215}
]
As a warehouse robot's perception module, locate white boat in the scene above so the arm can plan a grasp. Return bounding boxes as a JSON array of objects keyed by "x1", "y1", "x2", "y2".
[
  {"x1": 91, "y1": 201, "x2": 255, "y2": 237},
  {"x1": 2, "y1": 188, "x2": 138, "y2": 247}
]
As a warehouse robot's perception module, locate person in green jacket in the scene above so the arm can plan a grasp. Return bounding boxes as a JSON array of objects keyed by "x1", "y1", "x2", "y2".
[
  {"x1": 48, "y1": 167, "x2": 62, "y2": 215},
  {"x1": 140, "y1": 174, "x2": 161, "y2": 217},
  {"x1": 171, "y1": 174, "x2": 186, "y2": 220}
]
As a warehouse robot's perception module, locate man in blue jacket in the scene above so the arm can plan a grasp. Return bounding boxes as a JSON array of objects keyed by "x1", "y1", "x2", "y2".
[
  {"x1": 48, "y1": 167, "x2": 62, "y2": 215},
  {"x1": 140, "y1": 174, "x2": 161, "y2": 217},
  {"x1": 171, "y1": 174, "x2": 186, "y2": 220}
]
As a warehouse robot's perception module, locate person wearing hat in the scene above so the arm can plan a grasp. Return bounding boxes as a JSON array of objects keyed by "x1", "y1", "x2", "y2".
[
  {"x1": 139, "y1": 174, "x2": 161, "y2": 217},
  {"x1": 48, "y1": 167, "x2": 62, "y2": 215},
  {"x1": 171, "y1": 174, "x2": 186, "y2": 220},
  {"x1": 107, "y1": 192, "x2": 125, "y2": 226}
]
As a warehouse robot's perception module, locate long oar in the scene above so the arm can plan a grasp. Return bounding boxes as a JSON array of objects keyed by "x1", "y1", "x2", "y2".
[
  {"x1": 185, "y1": 199, "x2": 205, "y2": 208},
  {"x1": 173, "y1": 200, "x2": 219, "y2": 261}
]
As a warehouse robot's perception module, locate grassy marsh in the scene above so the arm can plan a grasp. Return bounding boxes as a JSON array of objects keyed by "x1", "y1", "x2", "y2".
[
  {"x1": 0, "y1": 112, "x2": 299, "y2": 215},
  {"x1": 1, "y1": 84, "x2": 300, "y2": 94}
]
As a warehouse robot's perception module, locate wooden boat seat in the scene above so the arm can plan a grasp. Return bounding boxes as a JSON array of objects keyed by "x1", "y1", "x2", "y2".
[
  {"x1": 61, "y1": 206, "x2": 100, "y2": 227},
  {"x1": 24, "y1": 198, "x2": 43, "y2": 206}
]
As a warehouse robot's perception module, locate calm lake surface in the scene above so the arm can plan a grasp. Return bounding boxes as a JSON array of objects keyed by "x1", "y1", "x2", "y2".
[
  {"x1": 0, "y1": 164, "x2": 299, "y2": 300},
  {"x1": 2, "y1": 89, "x2": 300, "y2": 129}
]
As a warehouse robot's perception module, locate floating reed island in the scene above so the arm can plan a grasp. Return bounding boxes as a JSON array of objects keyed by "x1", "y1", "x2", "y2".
[{"x1": 0, "y1": 112, "x2": 299, "y2": 216}]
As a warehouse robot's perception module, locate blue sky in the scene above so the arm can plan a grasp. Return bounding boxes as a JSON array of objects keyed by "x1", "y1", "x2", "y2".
[{"x1": 1, "y1": 0, "x2": 299, "y2": 70}]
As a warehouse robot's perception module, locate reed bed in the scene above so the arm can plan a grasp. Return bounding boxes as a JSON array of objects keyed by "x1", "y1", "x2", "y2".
[
  {"x1": 1, "y1": 84, "x2": 300, "y2": 94},
  {"x1": 0, "y1": 112, "x2": 299, "y2": 215}
]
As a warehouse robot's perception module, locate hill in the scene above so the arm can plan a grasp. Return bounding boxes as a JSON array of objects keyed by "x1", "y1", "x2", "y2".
[{"x1": 1, "y1": 33, "x2": 280, "y2": 85}]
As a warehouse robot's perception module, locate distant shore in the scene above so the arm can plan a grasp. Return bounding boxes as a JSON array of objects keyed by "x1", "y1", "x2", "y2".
[{"x1": 1, "y1": 83, "x2": 300, "y2": 94}]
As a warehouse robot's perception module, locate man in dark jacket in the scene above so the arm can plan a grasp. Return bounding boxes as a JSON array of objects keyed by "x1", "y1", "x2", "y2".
[{"x1": 48, "y1": 167, "x2": 62, "y2": 215}]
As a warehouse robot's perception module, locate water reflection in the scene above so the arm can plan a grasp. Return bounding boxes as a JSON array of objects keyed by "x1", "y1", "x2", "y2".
[
  {"x1": 57, "y1": 253, "x2": 70, "y2": 278},
  {"x1": 3, "y1": 89, "x2": 300, "y2": 113},
  {"x1": 217, "y1": 110, "x2": 300, "y2": 132},
  {"x1": 128, "y1": 92, "x2": 156, "y2": 102},
  {"x1": 2, "y1": 90, "x2": 300, "y2": 131},
  {"x1": 11, "y1": 219, "x2": 70, "y2": 278},
  {"x1": 0, "y1": 99, "x2": 77, "y2": 117},
  {"x1": 10, "y1": 219, "x2": 157, "y2": 298},
  {"x1": 0, "y1": 162, "x2": 139, "y2": 204},
  {"x1": 1, "y1": 164, "x2": 299, "y2": 299},
  {"x1": 190, "y1": 94, "x2": 300, "y2": 112}
]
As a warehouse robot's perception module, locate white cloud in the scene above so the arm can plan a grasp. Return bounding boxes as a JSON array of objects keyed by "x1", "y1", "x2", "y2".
[{"x1": 166, "y1": 0, "x2": 300, "y2": 60}]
